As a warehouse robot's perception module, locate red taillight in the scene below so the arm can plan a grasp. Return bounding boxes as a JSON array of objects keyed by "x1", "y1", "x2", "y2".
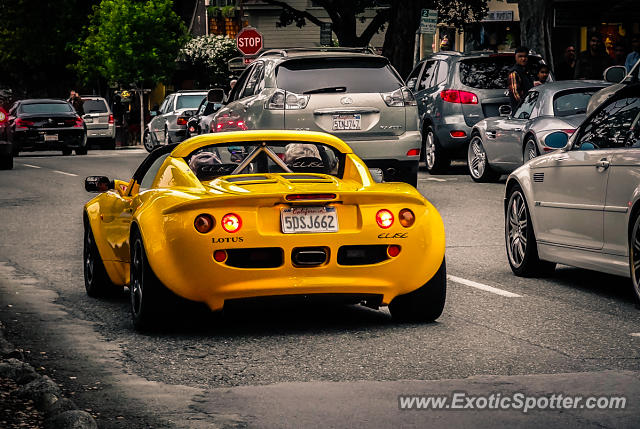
[
  {"x1": 15, "y1": 118, "x2": 34, "y2": 129},
  {"x1": 406, "y1": 148, "x2": 420, "y2": 156},
  {"x1": 213, "y1": 250, "x2": 227, "y2": 262},
  {"x1": 561, "y1": 129, "x2": 575, "y2": 135},
  {"x1": 237, "y1": 120, "x2": 247, "y2": 130},
  {"x1": 108, "y1": 114, "x2": 114, "y2": 124},
  {"x1": 194, "y1": 214, "x2": 215, "y2": 234},
  {"x1": 387, "y1": 245, "x2": 401, "y2": 257},
  {"x1": 221, "y1": 213, "x2": 242, "y2": 233},
  {"x1": 285, "y1": 194, "x2": 336, "y2": 201},
  {"x1": 74, "y1": 116, "x2": 84, "y2": 128},
  {"x1": 450, "y1": 130, "x2": 467, "y2": 138},
  {"x1": 177, "y1": 117, "x2": 188, "y2": 126},
  {"x1": 376, "y1": 209, "x2": 394, "y2": 229},
  {"x1": 440, "y1": 90, "x2": 478, "y2": 104},
  {"x1": 215, "y1": 122, "x2": 223, "y2": 132}
]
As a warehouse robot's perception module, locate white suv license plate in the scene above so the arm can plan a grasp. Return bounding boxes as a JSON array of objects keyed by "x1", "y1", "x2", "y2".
[
  {"x1": 281, "y1": 206, "x2": 338, "y2": 234},
  {"x1": 333, "y1": 114, "x2": 361, "y2": 131}
]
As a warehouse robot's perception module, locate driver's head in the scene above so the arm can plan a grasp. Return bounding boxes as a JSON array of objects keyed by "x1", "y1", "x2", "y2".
[
  {"x1": 284, "y1": 143, "x2": 320, "y2": 164},
  {"x1": 188, "y1": 150, "x2": 221, "y2": 177}
]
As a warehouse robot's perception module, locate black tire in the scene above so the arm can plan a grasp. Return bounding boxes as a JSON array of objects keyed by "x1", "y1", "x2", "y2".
[
  {"x1": 83, "y1": 224, "x2": 113, "y2": 297},
  {"x1": 505, "y1": 185, "x2": 556, "y2": 277},
  {"x1": 629, "y1": 213, "x2": 640, "y2": 304},
  {"x1": 423, "y1": 125, "x2": 450, "y2": 174},
  {"x1": 143, "y1": 130, "x2": 154, "y2": 152},
  {"x1": 62, "y1": 148, "x2": 72, "y2": 156},
  {"x1": 468, "y1": 135, "x2": 501, "y2": 183},
  {"x1": 0, "y1": 155, "x2": 13, "y2": 170},
  {"x1": 130, "y1": 231, "x2": 170, "y2": 331},
  {"x1": 389, "y1": 257, "x2": 446, "y2": 322},
  {"x1": 523, "y1": 137, "x2": 539, "y2": 163}
]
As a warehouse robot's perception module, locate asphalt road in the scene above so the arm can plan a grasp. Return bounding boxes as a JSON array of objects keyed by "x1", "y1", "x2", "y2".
[{"x1": 0, "y1": 148, "x2": 639, "y2": 428}]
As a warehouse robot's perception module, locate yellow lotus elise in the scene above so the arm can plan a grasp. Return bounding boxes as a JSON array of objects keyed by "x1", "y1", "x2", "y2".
[{"x1": 83, "y1": 131, "x2": 446, "y2": 330}]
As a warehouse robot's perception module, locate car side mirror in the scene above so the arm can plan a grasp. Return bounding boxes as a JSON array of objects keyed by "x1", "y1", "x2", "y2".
[
  {"x1": 207, "y1": 88, "x2": 225, "y2": 103},
  {"x1": 603, "y1": 65, "x2": 626, "y2": 83},
  {"x1": 85, "y1": 176, "x2": 113, "y2": 192},
  {"x1": 406, "y1": 78, "x2": 417, "y2": 92},
  {"x1": 499, "y1": 105, "x2": 511, "y2": 117},
  {"x1": 544, "y1": 131, "x2": 569, "y2": 149}
]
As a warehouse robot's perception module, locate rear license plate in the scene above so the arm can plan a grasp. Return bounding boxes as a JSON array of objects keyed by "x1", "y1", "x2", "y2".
[
  {"x1": 44, "y1": 134, "x2": 58, "y2": 141},
  {"x1": 281, "y1": 206, "x2": 338, "y2": 234},
  {"x1": 332, "y1": 114, "x2": 361, "y2": 131}
]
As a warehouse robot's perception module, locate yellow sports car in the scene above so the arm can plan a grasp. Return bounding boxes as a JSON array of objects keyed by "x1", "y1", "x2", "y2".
[{"x1": 83, "y1": 130, "x2": 446, "y2": 330}]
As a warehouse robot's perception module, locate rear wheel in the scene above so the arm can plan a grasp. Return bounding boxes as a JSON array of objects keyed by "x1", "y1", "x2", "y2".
[
  {"x1": 524, "y1": 138, "x2": 539, "y2": 162},
  {"x1": 505, "y1": 185, "x2": 556, "y2": 276},
  {"x1": 629, "y1": 213, "x2": 640, "y2": 303},
  {"x1": 423, "y1": 126, "x2": 450, "y2": 174},
  {"x1": 84, "y1": 224, "x2": 112, "y2": 297},
  {"x1": 389, "y1": 257, "x2": 446, "y2": 322},
  {"x1": 468, "y1": 135, "x2": 500, "y2": 182},
  {"x1": 143, "y1": 130, "x2": 154, "y2": 152}
]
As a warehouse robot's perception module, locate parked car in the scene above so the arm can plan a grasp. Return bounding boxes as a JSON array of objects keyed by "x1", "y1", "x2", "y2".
[
  {"x1": 468, "y1": 80, "x2": 610, "y2": 182},
  {"x1": 81, "y1": 95, "x2": 116, "y2": 149},
  {"x1": 210, "y1": 48, "x2": 421, "y2": 186},
  {"x1": 406, "y1": 51, "x2": 546, "y2": 173},
  {"x1": 83, "y1": 130, "x2": 446, "y2": 331},
  {"x1": 185, "y1": 89, "x2": 225, "y2": 138},
  {"x1": 143, "y1": 90, "x2": 207, "y2": 152},
  {"x1": 504, "y1": 83, "x2": 640, "y2": 301},
  {"x1": 586, "y1": 57, "x2": 640, "y2": 115},
  {"x1": 3, "y1": 99, "x2": 87, "y2": 156}
]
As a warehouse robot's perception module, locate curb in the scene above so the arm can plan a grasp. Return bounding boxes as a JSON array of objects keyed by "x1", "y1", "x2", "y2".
[{"x1": 0, "y1": 322, "x2": 97, "y2": 429}]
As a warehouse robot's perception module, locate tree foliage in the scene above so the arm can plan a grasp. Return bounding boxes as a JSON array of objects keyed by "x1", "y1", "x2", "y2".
[
  {"x1": 73, "y1": 0, "x2": 189, "y2": 88},
  {"x1": 177, "y1": 35, "x2": 238, "y2": 88}
]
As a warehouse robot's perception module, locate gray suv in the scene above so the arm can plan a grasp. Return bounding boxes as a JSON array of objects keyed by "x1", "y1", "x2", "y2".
[
  {"x1": 211, "y1": 48, "x2": 421, "y2": 186},
  {"x1": 407, "y1": 52, "x2": 544, "y2": 173}
]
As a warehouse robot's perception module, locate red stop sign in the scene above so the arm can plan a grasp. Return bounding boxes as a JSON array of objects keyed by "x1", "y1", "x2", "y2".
[{"x1": 236, "y1": 28, "x2": 263, "y2": 56}]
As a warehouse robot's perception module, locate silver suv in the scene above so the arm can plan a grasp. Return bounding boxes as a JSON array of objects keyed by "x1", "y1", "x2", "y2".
[
  {"x1": 81, "y1": 96, "x2": 115, "y2": 149},
  {"x1": 407, "y1": 52, "x2": 545, "y2": 173},
  {"x1": 211, "y1": 48, "x2": 421, "y2": 186},
  {"x1": 144, "y1": 90, "x2": 207, "y2": 152}
]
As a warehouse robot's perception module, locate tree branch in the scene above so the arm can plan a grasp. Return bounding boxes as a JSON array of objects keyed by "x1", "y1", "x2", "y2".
[
  {"x1": 246, "y1": 0, "x2": 324, "y2": 27},
  {"x1": 356, "y1": 7, "x2": 391, "y2": 46}
]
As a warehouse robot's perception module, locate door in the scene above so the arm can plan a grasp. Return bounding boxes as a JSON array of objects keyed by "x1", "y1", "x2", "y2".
[
  {"x1": 149, "y1": 95, "x2": 172, "y2": 141},
  {"x1": 533, "y1": 97, "x2": 631, "y2": 250}
]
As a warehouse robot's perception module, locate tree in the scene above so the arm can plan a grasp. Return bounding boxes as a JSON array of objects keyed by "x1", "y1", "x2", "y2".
[
  {"x1": 516, "y1": 0, "x2": 554, "y2": 71},
  {"x1": 74, "y1": 0, "x2": 189, "y2": 144},
  {"x1": 177, "y1": 35, "x2": 238, "y2": 88}
]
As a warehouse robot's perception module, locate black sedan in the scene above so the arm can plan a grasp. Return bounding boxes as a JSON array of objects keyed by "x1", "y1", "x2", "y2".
[{"x1": 4, "y1": 99, "x2": 88, "y2": 158}]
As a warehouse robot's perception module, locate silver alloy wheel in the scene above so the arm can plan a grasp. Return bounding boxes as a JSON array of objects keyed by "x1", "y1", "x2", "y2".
[
  {"x1": 507, "y1": 190, "x2": 528, "y2": 268},
  {"x1": 468, "y1": 136, "x2": 487, "y2": 179},
  {"x1": 143, "y1": 131, "x2": 154, "y2": 152},
  {"x1": 630, "y1": 216, "x2": 640, "y2": 301},
  {"x1": 425, "y1": 130, "x2": 436, "y2": 169},
  {"x1": 525, "y1": 139, "x2": 538, "y2": 162},
  {"x1": 131, "y1": 239, "x2": 144, "y2": 318},
  {"x1": 84, "y1": 230, "x2": 95, "y2": 284}
]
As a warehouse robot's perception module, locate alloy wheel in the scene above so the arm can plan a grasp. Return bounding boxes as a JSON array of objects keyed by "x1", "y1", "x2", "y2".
[
  {"x1": 525, "y1": 140, "x2": 538, "y2": 162},
  {"x1": 131, "y1": 240, "x2": 144, "y2": 318},
  {"x1": 630, "y1": 216, "x2": 640, "y2": 300},
  {"x1": 143, "y1": 131, "x2": 154, "y2": 152},
  {"x1": 507, "y1": 190, "x2": 528, "y2": 268},
  {"x1": 468, "y1": 137, "x2": 487, "y2": 179},
  {"x1": 425, "y1": 131, "x2": 436, "y2": 169}
]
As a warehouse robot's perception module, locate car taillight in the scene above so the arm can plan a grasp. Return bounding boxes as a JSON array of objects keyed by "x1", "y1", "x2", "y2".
[
  {"x1": 440, "y1": 90, "x2": 478, "y2": 104},
  {"x1": 381, "y1": 88, "x2": 417, "y2": 107},
  {"x1": 376, "y1": 209, "x2": 394, "y2": 229},
  {"x1": 221, "y1": 213, "x2": 242, "y2": 233},
  {"x1": 194, "y1": 214, "x2": 215, "y2": 234},
  {"x1": 188, "y1": 125, "x2": 196, "y2": 133},
  {"x1": 387, "y1": 245, "x2": 401, "y2": 257},
  {"x1": 407, "y1": 148, "x2": 420, "y2": 156},
  {"x1": 15, "y1": 118, "x2": 34, "y2": 129},
  {"x1": 177, "y1": 117, "x2": 188, "y2": 126},
  {"x1": 450, "y1": 130, "x2": 467, "y2": 138},
  {"x1": 74, "y1": 116, "x2": 84, "y2": 128},
  {"x1": 213, "y1": 250, "x2": 227, "y2": 262},
  {"x1": 398, "y1": 209, "x2": 415, "y2": 228},
  {"x1": 214, "y1": 119, "x2": 248, "y2": 132},
  {"x1": 108, "y1": 114, "x2": 114, "y2": 124},
  {"x1": 265, "y1": 90, "x2": 309, "y2": 110},
  {"x1": 561, "y1": 129, "x2": 575, "y2": 135}
]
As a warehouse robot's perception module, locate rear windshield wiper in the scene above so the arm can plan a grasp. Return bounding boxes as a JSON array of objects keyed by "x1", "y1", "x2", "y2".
[{"x1": 303, "y1": 86, "x2": 347, "y2": 95}]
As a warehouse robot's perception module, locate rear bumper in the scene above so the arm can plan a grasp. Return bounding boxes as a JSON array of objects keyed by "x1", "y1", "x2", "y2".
[
  {"x1": 434, "y1": 119, "x2": 472, "y2": 156},
  {"x1": 13, "y1": 129, "x2": 86, "y2": 151},
  {"x1": 343, "y1": 131, "x2": 422, "y2": 161},
  {"x1": 86, "y1": 124, "x2": 115, "y2": 139}
]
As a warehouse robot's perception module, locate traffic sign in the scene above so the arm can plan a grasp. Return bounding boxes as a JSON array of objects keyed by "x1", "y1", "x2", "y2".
[{"x1": 236, "y1": 27, "x2": 263, "y2": 56}]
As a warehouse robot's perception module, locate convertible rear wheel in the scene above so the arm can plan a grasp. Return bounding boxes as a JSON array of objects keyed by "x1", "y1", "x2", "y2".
[
  {"x1": 629, "y1": 214, "x2": 640, "y2": 303},
  {"x1": 130, "y1": 231, "x2": 169, "y2": 331},
  {"x1": 389, "y1": 257, "x2": 446, "y2": 322},
  {"x1": 505, "y1": 185, "x2": 555, "y2": 276},
  {"x1": 84, "y1": 225, "x2": 112, "y2": 297},
  {"x1": 468, "y1": 135, "x2": 500, "y2": 182}
]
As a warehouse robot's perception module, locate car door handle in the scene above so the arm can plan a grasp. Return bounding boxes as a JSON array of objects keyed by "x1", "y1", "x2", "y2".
[
  {"x1": 513, "y1": 128, "x2": 522, "y2": 132},
  {"x1": 596, "y1": 159, "x2": 610, "y2": 169}
]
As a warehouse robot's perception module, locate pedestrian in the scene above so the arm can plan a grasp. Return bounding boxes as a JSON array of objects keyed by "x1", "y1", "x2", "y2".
[
  {"x1": 575, "y1": 34, "x2": 613, "y2": 80},
  {"x1": 556, "y1": 45, "x2": 576, "y2": 80},
  {"x1": 625, "y1": 35, "x2": 640, "y2": 72},
  {"x1": 440, "y1": 35, "x2": 451, "y2": 51},
  {"x1": 67, "y1": 90, "x2": 84, "y2": 116},
  {"x1": 508, "y1": 46, "x2": 534, "y2": 110},
  {"x1": 534, "y1": 64, "x2": 550, "y2": 86}
]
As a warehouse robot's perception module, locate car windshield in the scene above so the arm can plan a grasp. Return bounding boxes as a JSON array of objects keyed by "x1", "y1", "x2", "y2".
[
  {"x1": 459, "y1": 56, "x2": 542, "y2": 89},
  {"x1": 20, "y1": 102, "x2": 73, "y2": 114},
  {"x1": 553, "y1": 89, "x2": 602, "y2": 117},
  {"x1": 83, "y1": 99, "x2": 108, "y2": 113},
  {"x1": 185, "y1": 141, "x2": 344, "y2": 181},
  {"x1": 176, "y1": 94, "x2": 206, "y2": 110},
  {"x1": 276, "y1": 57, "x2": 403, "y2": 94}
]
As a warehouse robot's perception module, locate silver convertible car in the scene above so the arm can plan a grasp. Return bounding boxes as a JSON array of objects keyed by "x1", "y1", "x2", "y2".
[
  {"x1": 468, "y1": 80, "x2": 610, "y2": 182},
  {"x1": 504, "y1": 83, "x2": 640, "y2": 301}
]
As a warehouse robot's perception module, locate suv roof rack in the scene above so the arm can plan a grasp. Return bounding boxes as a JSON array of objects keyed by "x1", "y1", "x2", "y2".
[{"x1": 258, "y1": 47, "x2": 376, "y2": 58}]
